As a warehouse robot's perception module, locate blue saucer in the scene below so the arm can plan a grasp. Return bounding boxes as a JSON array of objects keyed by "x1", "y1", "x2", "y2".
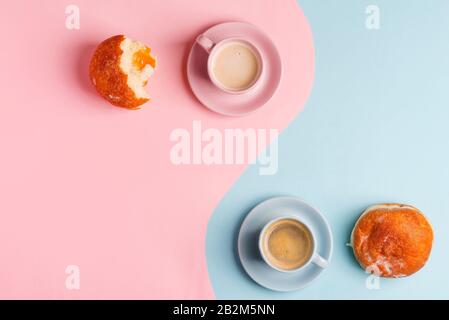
[{"x1": 237, "y1": 196, "x2": 333, "y2": 291}]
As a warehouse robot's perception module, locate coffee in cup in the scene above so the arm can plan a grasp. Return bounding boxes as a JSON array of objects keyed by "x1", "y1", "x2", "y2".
[
  {"x1": 196, "y1": 35, "x2": 263, "y2": 94},
  {"x1": 259, "y1": 217, "x2": 328, "y2": 272}
]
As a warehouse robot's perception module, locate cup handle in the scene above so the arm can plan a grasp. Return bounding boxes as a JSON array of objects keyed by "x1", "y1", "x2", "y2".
[
  {"x1": 196, "y1": 35, "x2": 215, "y2": 53},
  {"x1": 312, "y1": 254, "x2": 329, "y2": 269}
]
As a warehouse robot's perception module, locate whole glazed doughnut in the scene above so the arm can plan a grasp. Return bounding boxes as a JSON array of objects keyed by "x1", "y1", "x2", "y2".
[{"x1": 351, "y1": 203, "x2": 433, "y2": 278}]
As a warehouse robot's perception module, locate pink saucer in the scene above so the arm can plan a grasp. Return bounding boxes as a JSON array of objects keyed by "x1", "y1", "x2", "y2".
[{"x1": 187, "y1": 22, "x2": 282, "y2": 116}]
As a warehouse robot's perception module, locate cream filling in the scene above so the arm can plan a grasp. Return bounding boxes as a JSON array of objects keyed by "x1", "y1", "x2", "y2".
[{"x1": 119, "y1": 37, "x2": 156, "y2": 99}]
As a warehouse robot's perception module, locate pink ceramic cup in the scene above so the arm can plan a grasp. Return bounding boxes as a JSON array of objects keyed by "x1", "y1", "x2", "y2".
[{"x1": 196, "y1": 35, "x2": 264, "y2": 94}]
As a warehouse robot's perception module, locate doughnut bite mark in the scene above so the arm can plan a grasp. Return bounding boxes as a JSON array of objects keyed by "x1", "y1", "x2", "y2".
[
  {"x1": 351, "y1": 203, "x2": 433, "y2": 278},
  {"x1": 89, "y1": 35, "x2": 157, "y2": 109}
]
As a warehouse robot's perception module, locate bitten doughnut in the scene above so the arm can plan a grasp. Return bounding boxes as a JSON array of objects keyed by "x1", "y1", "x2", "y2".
[
  {"x1": 351, "y1": 203, "x2": 433, "y2": 278},
  {"x1": 89, "y1": 35, "x2": 157, "y2": 109}
]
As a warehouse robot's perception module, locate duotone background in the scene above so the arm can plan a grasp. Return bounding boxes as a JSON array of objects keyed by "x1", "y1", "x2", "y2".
[
  {"x1": 207, "y1": 0, "x2": 449, "y2": 299},
  {"x1": 0, "y1": 0, "x2": 447, "y2": 299}
]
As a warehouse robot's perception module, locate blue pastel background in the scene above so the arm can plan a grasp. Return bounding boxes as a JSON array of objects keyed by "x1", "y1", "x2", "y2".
[{"x1": 206, "y1": 0, "x2": 449, "y2": 299}]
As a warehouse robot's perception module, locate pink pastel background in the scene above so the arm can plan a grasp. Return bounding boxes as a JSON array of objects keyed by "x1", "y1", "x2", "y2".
[{"x1": 0, "y1": 0, "x2": 313, "y2": 299}]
